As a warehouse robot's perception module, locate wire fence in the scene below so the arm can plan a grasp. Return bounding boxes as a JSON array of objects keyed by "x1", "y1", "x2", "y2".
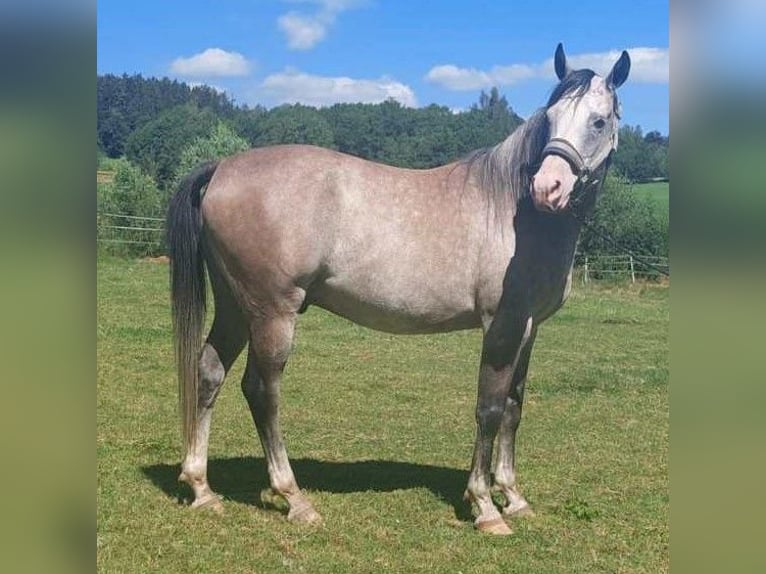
[
  {"x1": 97, "y1": 212, "x2": 669, "y2": 281},
  {"x1": 574, "y1": 253, "x2": 669, "y2": 283},
  {"x1": 97, "y1": 212, "x2": 166, "y2": 256}
]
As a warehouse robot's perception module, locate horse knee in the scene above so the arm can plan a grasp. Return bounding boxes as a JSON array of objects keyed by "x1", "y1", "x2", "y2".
[{"x1": 477, "y1": 403, "x2": 505, "y2": 434}]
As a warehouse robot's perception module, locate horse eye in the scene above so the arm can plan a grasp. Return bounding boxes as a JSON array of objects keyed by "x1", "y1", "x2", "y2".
[{"x1": 593, "y1": 118, "x2": 606, "y2": 130}]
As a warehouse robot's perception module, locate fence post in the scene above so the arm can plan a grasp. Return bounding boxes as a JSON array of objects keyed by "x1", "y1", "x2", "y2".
[
  {"x1": 629, "y1": 255, "x2": 636, "y2": 283},
  {"x1": 584, "y1": 256, "x2": 589, "y2": 284}
]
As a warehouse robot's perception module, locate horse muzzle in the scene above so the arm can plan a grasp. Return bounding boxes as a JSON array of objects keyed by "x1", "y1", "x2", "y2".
[
  {"x1": 530, "y1": 154, "x2": 578, "y2": 212},
  {"x1": 530, "y1": 137, "x2": 596, "y2": 213}
]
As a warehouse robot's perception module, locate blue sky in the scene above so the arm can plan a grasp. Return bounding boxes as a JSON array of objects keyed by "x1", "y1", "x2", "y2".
[{"x1": 98, "y1": 0, "x2": 668, "y2": 133}]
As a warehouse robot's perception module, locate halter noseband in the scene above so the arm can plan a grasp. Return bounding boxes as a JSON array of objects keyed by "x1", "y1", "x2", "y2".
[
  {"x1": 540, "y1": 137, "x2": 591, "y2": 184},
  {"x1": 540, "y1": 129, "x2": 618, "y2": 186}
]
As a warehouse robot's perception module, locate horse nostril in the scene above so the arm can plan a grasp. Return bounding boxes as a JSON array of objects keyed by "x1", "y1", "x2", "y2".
[{"x1": 552, "y1": 179, "x2": 561, "y2": 191}]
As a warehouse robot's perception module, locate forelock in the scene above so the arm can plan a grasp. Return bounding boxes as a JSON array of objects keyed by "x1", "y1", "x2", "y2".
[{"x1": 546, "y1": 69, "x2": 596, "y2": 108}]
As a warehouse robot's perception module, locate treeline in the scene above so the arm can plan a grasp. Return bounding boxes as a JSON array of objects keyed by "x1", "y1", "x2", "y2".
[
  {"x1": 613, "y1": 126, "x2": 669, "y2": 182},
  {"x1": 98, "y1": 74, "x2": 524, "y2": 190},
  {"x1": 97, "y1": 75, "x2": 238, "y2": 158}
]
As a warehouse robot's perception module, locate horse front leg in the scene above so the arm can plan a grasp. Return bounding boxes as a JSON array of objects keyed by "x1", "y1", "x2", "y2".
[
  {"x1": 465, "y1": 313, "x2": 534, "y2": 535},
  {"x1": 493, "y1": 329, "x2": 536, "y2": 518}
]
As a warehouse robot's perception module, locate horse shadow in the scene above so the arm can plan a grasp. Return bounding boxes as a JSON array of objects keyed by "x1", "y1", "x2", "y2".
[{"x1": 142, "y1": 457, "x2": 472, "y2": 521}]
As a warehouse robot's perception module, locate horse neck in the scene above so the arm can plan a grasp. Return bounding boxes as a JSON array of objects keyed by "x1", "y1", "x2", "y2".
[
  {"x1": 513, "y1": 176, "x2": 604, "y2": 259},
  {"x1": 517, "y1": 198, "x2": 581, "y2": 241}
]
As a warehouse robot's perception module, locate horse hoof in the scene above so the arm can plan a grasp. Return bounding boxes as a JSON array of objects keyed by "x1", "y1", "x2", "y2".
[
  {"x1": 287, "y1": 503, "x2": 322, "y2": 525},
  {"x1": 503, "y1": 503, "x2": 535, "y2": 518},
  {"x1": 191, "y1": 494, "x2": 224, "y2": 514},
  {"x1": 475, "y1": 516, "x2": 513, "y2": 535}
]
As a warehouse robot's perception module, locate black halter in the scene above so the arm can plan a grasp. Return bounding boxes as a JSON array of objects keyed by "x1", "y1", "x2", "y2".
[
  {"x1": 540, "y1": 137, "x2": 592, "y2": 184},
  {"x1": 540, "y1": 128, "x2": 619, "y2": 187}
]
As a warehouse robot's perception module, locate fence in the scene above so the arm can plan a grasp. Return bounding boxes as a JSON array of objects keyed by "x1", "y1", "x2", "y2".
[
  {"x1": 97, "y1": 212, "x2": 669, "y2": 280},
  {"x1": 576, "y1": 253, "x2": 669, "y2": 282},
  {"x1": 97, "y1": 212, "x2": 166, "y2": 256}
]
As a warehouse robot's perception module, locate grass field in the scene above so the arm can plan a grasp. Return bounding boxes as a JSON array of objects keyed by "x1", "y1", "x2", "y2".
[
  {"x1": 633, "y1": 182, "x2": 669, "y2": 222},
  {"x1": 97, "y1": 256, "x2": 668, "y2": 573}
]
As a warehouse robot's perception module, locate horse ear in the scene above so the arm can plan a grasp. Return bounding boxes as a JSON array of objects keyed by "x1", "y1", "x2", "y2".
[
  {"x1": 554, "y1": 43, "x2": 570, "y2": 80},
  {"x1": 606, "y1": 50, "x2": 631, "y2": 89}
]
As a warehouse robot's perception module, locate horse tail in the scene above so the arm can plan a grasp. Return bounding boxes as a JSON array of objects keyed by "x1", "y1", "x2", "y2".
[{"x1": 167, "y1": 161, "x2": 219, "y2": 453}]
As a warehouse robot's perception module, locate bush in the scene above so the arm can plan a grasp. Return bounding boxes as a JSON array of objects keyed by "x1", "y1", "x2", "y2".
[
  {"x1": 578, "y1": 175, "x2": 668, "y2": 261},
  {"x1": 172, "y1": 122, "x2": 249, "y2": 188},
  {"x1": 97, "y1": 158, "x2": 165, "y2": 256},
  {"x1": 124, "y1": 104, "x2": 217, "y2": 190}
]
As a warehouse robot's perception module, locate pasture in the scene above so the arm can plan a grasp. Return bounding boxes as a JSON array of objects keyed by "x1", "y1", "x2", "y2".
[
  {"x1": 633, "y1": 182, "x2": 669, "y2": 222},
  {"x1": 97, "y1": 256, "x2": 668, "y2": 573}
]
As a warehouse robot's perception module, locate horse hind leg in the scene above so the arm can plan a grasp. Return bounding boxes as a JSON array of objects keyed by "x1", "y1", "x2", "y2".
[
  {"x1": 179, "y1": 291, "x2": 247, "y2": 512},
  {"x1": 242, "y1": 307, "x2": 321, "y2": 525}
]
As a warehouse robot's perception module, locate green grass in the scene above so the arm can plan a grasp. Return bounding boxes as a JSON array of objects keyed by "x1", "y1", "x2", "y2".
[
  {"x1": 633, "y1": 182, "x2": 669, "y2": 222},
  {"x1": 98, "y1": 256, "x2": 668, "y2": 573}
]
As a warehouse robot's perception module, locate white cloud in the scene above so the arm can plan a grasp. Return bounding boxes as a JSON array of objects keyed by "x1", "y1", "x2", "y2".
[
  {"x1": 277, "y1": 0, "x2": 365, "y2": 51},
  {"x1": 170, "y1": 48, "x2": 251, "y2": 78},
  {"x1": 554, "y1": 47, "x2": 669, "y2": 83},
  {"x1": 426, "y1": 47, "x2": 669, "y2": 90},
  {"x1": 489, "y1": 64, "x2": 538, "y2": 85},
  {"x1": 425, "y1": 64, "x2": 536, "y2": 91},
  {"x1": 425, "y1": 66, "x2": 492, "y2": 91},
  {"x1": 260, "y1": 69, "x2": 418, "y2": 107},
  {"x1": 278, "y1": 12, "x2": 329, "y2": 50},
  {"x1": 620, "y1": 47, "x2": 669, "y2": 83}
]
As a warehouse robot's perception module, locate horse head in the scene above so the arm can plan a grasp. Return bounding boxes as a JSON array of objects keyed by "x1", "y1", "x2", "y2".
[{"x1": 530, "y1": 43, "x2": 630, "y2": 212}]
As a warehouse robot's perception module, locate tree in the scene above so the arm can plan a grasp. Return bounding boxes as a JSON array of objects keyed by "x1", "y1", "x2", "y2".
[
  {"x1": 644, "y1": 130, "x2": 667, "y2": 146},
  {"x1": 232, "y1": 105, "x2": 268, "y2": 145},
  {"x1": 613, "y1": 125, "x2": 669, "y2": 182},
  {"x1": 472, "y1": 87, "x2": 523, "y2": 143},
  {"x1": 124, "y1": 105, "x2": 218, "y2": 190},
  {"x1": 173, "y1": 122, "x2": 250, "y2": 190},
  {"x1": 321, "y1": 103, "x2": 381, "y2": 159},
  {"x1": 250, "y1": 104, "x2": 335, "y2": 149},
  {"x1": 446, "y1": 88, "x2": 525, "y2": 158},
  {"x1": 97, "y1": 74, "x2": 237, "y2": 158}
]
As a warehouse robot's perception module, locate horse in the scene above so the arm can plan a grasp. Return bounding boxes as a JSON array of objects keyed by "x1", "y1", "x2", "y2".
[{"x1": 167, "y1": 43, "x2": 631, "y2": 535}]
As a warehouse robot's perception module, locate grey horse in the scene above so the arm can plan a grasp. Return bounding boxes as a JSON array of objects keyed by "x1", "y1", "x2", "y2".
[{"x1": 167, "y1": 43, "x2": 630, "y2": 535}]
